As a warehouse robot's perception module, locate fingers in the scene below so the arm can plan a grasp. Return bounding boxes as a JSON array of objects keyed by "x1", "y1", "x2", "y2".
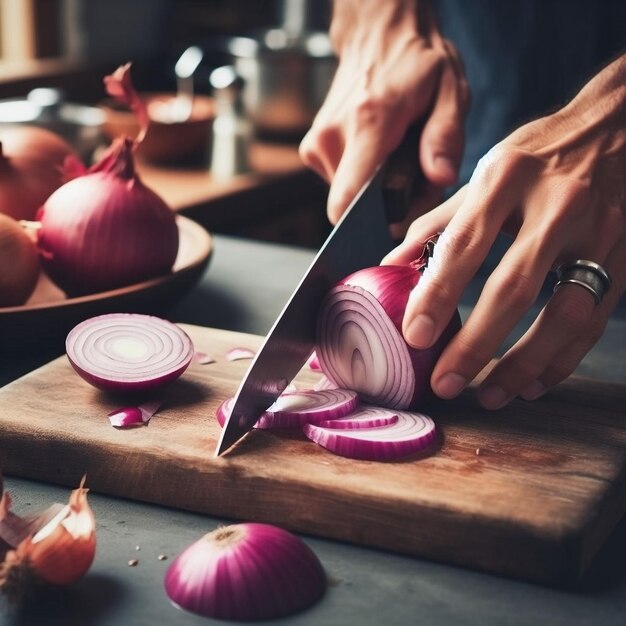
[
  {"x1": 327, "y1": 99, "x2": 408, "y2": 224},
  {"x1": 382, "y1": 185, "x2": 467, "y2": 263},
  {"x1": 480, "y1": 237, "x2": 626, "y2": 405},
  {"x1": 429, "y1": 224, "x2": 558, "y2": 401},
  {"x1": 400, "y1": 173, "x2": 513, "y2": 351},
  {"x1": 419, "y1": 41, "x2": 469, "y2": 187}
]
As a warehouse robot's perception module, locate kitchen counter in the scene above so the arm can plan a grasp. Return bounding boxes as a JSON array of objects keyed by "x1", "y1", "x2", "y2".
[{"x1": 1, "y1": 235, "x2": 625, "y2": 626}]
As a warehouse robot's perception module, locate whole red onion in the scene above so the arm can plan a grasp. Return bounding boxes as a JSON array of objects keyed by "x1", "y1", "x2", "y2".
[
  {"x1": 36, "y1": 137, "x2": 178, "y2": 296},
  {"x1": 316, "y1": 262, "x2": 461, "y2": 409}
]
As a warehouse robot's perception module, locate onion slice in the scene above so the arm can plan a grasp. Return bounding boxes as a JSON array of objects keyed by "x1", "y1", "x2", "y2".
[
  {"x1": 66, "y1": 313, "x2": 194, "y2": 393},
  {"x1": 303, "y1": 407, "x2": 436, "y2": 461},
  {"x1": 316, "y1": 406, "x2": 399, "y2": 429},
  {"x1": 215, "y1": 389, "x2": 358, "y2": 430},
  {"x1": 107, "y1": 401, "x2": 161, "y2": 428},
  {"x1": 225, "y1": 347, "x2": 256, "y2": 361}
]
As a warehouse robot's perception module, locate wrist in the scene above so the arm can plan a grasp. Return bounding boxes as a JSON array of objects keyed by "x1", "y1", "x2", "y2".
[{"x1": 330, "y1": 0, "x2": 430, "y2": 55}]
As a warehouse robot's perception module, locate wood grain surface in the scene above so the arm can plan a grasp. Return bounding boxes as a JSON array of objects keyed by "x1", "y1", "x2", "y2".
[{"x1": 0, "y1": 324, "x2": 625, "y2": 586}]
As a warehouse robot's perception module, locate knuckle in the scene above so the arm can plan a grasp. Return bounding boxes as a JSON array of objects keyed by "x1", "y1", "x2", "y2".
[
  {"x1": 450, "y1": 333, "x2": 491, "y2": 373},
  {"x1": 491, "y1": 268, "x2": 536, "y2": 312}
]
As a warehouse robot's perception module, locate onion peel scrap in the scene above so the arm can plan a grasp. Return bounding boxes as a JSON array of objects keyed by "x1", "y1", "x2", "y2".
[{"x1": 0, "y1": 476, "x2": 96, "y2": 602}]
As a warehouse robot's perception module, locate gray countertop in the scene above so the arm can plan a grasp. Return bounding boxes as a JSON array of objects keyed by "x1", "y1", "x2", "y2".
[{"x1": 2, "y1": 234, "x2": 625, "y2": 626}]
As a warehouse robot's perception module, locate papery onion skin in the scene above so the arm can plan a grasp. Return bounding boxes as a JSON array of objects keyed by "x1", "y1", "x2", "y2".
[
  {"x1": 36, "y1": 137, "x2": 178, "y2": 296},
  {"x1": 66, "y1": 313, "x2": 194, "y2": 393},
  {"x1": 316, "y1": 263, "x2": 461, "y2": 410},
  {"x1": 0, "y1": 213, "x2": 39, "y2": 306},
  {"x1": 0, "y1": 126, "x2": 78, "y2": 221},
  {"x1": 0, "y1": 479, "x2": 96, "y2": 598},
  {"x1": 164, "y1": 523, "x2": 326, "y2": 621}
]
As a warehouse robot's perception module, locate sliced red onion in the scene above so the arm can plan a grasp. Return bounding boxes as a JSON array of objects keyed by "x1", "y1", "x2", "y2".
[
  {"x1": 215, "y1": 396, "x2": 236, "y2": 428},
  {"x1": 164, "y1": 523, "x2": 325, "y2": 621},
  {"x1": 107, "y1": 401, "x2": 161, "y2": 428},
  {"x1": 303, "y1": 408, "x2": 436, "y2": 461},
  {"x1": 66, "y1": 313, "x2": 194, "y2": 393},
  {"x1": 316, "y1": 406, "x2": 399, "y2": 429},
  {"x1": 257, "y1": 389, "x2": 358, "y2": 429},
  {"x1": 215, "y1": 389, "x2": 358, "y2": 430},
  {"x1": 225, "y1": 347, "x2": 256, "y2": 361},
  {"x1": 316, "y1": 264, "x2": 461, "y2": 409}
]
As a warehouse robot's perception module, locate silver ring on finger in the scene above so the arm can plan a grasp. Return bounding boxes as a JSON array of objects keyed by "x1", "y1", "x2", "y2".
[{"x1": 553, "y1": 259, "x2": 612, "y2": 305}]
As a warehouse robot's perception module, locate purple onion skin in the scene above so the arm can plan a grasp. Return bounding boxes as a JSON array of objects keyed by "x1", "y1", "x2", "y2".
[
  {"x1": 334, "y1": 264, "x2": 462, "y2": 409},
  {"x1": 67, "y1": 359, "x2": 191, "y2": 394},
  {"x1": 37, "y1": 172, "x2": 178, "y2": 296}
]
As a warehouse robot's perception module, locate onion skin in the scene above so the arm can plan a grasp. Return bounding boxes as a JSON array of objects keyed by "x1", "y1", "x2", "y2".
[
  {"x1": 0, "y1": 213, "x2": 39, "y2": 306},
  {"x1": 0, "y1": 479, "x2": 96, "y2": 599},
  {"x1": 164, "y1": 523, "x2": 326, "y2": 621},
  {"x1": 37, "y1": 137, "x2": 178, "y2": 296},
  {"x1": 0, "y1": 126, "x2": 77, "y2": 221},
  {"x1": 316, "y1": 264, "x2": 461, "y2": 409}
]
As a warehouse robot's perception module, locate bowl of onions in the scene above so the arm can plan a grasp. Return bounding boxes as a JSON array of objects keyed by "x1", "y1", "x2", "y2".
[{"x1": 99, "y1": 93, "x2": 215, "y2": 165}]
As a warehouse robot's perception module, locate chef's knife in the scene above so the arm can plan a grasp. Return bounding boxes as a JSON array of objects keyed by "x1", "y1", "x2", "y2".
[{"x1": 215, "y1": 135, "x2": 421, "y2": 456}]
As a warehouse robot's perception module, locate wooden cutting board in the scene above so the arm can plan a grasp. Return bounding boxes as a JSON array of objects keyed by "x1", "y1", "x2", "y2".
[{"x1": 0, "y1": 324, "x2": 625, "y2": 586}]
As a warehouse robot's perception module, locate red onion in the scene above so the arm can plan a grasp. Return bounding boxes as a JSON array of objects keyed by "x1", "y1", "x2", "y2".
[
  {"x1": 303, "y1": 407, "x2": 436, "y2": 460},
  {"x1": 36, "y1": 137, "x2": 178, "y2": 296},
  {"x1": 0, "y1": 126, "x2": 78, "y2": 221},
  {"x1": 216, "y1": 388, "x2": 358, "y2": 429},
  {"x1": 316, "y1": 263, "x2": 461, "y2": 409},
  {"x1": 164, "y1": 523, "x2": 326, "y2": 621},
  {"x1": 258, "y1": 388, "x2": 358, "y2": 429},
  {"x1": 316, "y1": 406, "x2": 399, "y2": 429},
  {"x1": 66, "y1": 313, "x2": 194, "y2": 393}
]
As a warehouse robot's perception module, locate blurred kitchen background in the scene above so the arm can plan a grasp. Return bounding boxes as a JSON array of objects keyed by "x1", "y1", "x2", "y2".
[{"x1": 0, "y1": 0, "x2": 335, "y2": 247}]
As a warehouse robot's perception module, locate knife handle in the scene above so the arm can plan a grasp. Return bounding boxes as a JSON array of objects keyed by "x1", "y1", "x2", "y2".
[{"x1": 381, "y1": 123, "x2": 425, "y2": 224}]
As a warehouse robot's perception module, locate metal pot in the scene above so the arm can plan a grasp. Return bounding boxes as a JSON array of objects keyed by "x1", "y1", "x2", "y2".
[{"x1": 225, "y1": 28, "x2": 336, "y2": 138}]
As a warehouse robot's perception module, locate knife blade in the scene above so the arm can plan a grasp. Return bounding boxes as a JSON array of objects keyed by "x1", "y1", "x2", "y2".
[{"x1": 215, "y1": 168, "x2": 398, "y2": 456}]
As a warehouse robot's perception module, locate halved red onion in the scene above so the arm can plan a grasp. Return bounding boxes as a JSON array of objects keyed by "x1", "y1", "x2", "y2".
[
  {"x1": 303, "y1": 408, "x2": 436, "y2": 461},
  {"x1": 107, "y1": 401, "x2": 161, "y2": 428},
  {"x1": 66, "y1": 313, "x2": 194, "y2": 393},
  {"x1": 164, "y1": 523, "x2": 325, "y2": 621},
  {"x1": 316, "y1": 406, "x2": 399, "y2": 429},
  {"x1": 316, "y1": 264, "x2": 461, "y2": 409}
]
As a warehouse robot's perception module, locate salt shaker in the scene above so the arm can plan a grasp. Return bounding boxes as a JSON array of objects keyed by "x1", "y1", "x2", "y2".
[{"x1": 209, "y1": 66, "x2": 252, "y2": 178}]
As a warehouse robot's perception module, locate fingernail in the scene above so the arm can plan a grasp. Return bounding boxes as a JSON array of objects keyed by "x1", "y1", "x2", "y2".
[
  {"x1": 435, "y1": 373, "x2": 466, "y2": 399},
  {"x1": 520, "y1": 380, "x2": 546, "y2": 401},
  {"x1": 405, "y1": 314, "x2": 435, "y2": 348},
  {"x1": 479, "y1": 385, "x2": 510, "y2": 410}
]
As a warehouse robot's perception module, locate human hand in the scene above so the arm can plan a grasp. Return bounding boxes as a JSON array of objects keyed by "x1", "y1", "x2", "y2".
[
  {"x1": 299, "y1": 0, "x2": 469, "y2": 236},
  {"x1": 383, "y1": 54, "x2": 626, "y2": 408}
]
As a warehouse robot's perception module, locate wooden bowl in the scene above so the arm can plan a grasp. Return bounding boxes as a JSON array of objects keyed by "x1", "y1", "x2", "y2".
[
  {"x1": 0, "y1": 216, "x2": 213, "y2": 353},
  {"x1": 100, "y1": 93, "x2": 215, "y2": 165}
]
